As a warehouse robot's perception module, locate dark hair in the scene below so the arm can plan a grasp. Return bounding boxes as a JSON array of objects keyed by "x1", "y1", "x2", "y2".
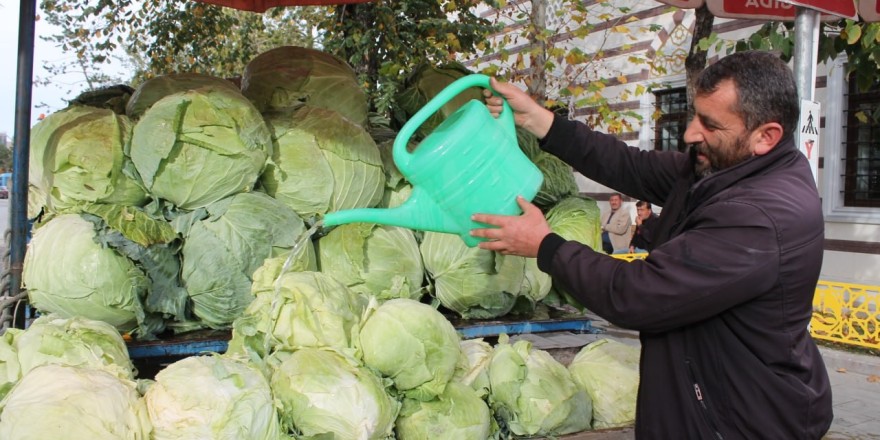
[
  {"x1": 636, "y1": 200, "x2": 652, "y2": 209},
  {"x1": 695, "y1": 51, "x2": 799, "y2": 136}
]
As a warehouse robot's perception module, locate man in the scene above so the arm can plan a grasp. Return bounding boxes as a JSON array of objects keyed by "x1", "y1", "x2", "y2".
[
  {"x1": 600, "y1": 192, "x2": 632, "y2": 254},
  {"x1": 628, "y1": 200, "x2": 657, "y2": 253},
  {"x1": 472, "y1": 51, "x2": 833, "y2": 439}
]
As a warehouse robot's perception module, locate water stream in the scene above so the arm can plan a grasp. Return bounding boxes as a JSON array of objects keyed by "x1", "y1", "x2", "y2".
[{"x1": 262, "y1": 220, "x2": 323, "y2": 355}]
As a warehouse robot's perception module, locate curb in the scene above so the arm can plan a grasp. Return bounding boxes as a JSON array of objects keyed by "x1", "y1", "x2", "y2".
[{"x1": 819, "y1": 346, "x2": 880, "y2": 376}]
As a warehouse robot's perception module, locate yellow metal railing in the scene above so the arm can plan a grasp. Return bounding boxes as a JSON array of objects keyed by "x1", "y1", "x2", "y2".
[
  {"x1": 609, "y1": 253, "x2": 879, "y2": 350},
  {"x1": 811, "y1": 280, "x2": 879, "y2": 350},
  {"x1": 610, "y1": 252, "x2": 648, "y2": 262}
]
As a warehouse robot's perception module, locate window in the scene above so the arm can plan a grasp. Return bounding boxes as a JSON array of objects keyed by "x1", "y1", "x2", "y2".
[
  {"x1": 843, "y1": 79, "x2": 880, "y2": 208},
  {"x1": 653, "y1": 87, "x2": 689, "y2": 152}
]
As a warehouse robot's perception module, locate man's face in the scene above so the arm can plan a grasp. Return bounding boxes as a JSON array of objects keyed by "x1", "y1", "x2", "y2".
[
  {"x1": 609, "y1": 195, "x2": 622, "y2": 210},
  {"x1": 684, "y1": 80, "x2": 754, "y2": 179},
  {"x1": 636, "y1": 205, "x2": 651, "y2": 220}
]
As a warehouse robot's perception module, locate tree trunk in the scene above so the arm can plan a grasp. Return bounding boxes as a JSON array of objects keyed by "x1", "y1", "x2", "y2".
[
  {"x1": 529, "y1": 0, "x2": 548, "y2": 105},
  {"x1": 685, "y1": 4, "x2": 714, "y2": 119}
]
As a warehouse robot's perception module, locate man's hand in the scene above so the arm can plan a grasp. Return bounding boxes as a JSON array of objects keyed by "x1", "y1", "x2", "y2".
[
  {"x1": 471, "y1": 196, "x2": 550, "y2": 258},
  {"x1": 483, "y1": 78, "x2": 554, "y2": 139}
]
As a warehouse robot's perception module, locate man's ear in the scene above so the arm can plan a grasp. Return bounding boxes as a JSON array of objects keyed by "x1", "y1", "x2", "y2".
[{"x1": 751, "y1": 122, "x2": 784, "y2": 156}]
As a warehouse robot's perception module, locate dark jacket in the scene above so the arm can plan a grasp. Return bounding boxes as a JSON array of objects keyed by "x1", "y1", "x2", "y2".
[
  {"x1": 629, "y1": 213, "x2": 658, "y2": 252},
  {"x1": 536, "y1": 116, "x2": 833, "y2": 439}
]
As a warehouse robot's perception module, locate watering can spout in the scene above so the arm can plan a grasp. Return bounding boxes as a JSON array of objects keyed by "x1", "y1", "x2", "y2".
[{"x1": 323, "y1": 187, "x2": 479, "y2": 245}]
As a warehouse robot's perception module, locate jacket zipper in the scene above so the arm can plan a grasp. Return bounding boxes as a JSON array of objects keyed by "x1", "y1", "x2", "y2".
[{"x1": 685, "y1": 359, "x2": 724, "y2": 440}]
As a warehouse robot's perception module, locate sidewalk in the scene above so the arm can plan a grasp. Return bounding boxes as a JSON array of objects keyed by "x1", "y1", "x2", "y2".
[{"x1": 519, "y1": 314, "x2": 880, "y2": 440}]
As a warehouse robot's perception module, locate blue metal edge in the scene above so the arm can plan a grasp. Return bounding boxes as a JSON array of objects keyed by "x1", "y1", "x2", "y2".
[{"x1": 127, "y1": 318, "x2": 597, "y2": 360}]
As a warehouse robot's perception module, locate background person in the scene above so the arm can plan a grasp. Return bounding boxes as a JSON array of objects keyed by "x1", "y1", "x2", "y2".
[
  {"x1": 600, "y1": 192, "x2": 631, "y2": 254},
  {"x1": 628, "y1": 200, "x2": 657, "y2": 254},
  {"x1": 471, "y1": 51, "x2": 833, "y2": 439}
]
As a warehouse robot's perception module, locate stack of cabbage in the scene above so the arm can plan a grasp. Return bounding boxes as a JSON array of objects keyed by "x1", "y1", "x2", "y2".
[
  {"x1": 0, "y1": 304, "x2": 638, "y2": 438},
  {"x1": 21, "y1": 46, "x2": 600, "y2": 340}
]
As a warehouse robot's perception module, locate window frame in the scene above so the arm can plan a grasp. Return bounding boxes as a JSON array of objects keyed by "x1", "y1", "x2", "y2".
[
  {"x1": 652, "y1": 87, "x2": 689, "y2": 152},
  {"x1": 821, "y1": 57, "x2": 880, "y2": 224}
]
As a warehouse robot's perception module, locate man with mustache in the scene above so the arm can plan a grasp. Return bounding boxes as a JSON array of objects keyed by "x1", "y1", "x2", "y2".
[{"x1": 472, "y1": 51, "x2": 833, "y2": 439}]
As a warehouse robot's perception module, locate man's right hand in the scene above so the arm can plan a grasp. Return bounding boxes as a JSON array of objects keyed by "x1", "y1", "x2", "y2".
[{"x1": 482, "y1": 78, "x2": 555, "y2": 139}]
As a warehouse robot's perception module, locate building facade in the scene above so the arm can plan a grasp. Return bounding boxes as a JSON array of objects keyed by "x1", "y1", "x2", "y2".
[{"x1": 464, "y1": 1, "x2": 880, "y2": 285}]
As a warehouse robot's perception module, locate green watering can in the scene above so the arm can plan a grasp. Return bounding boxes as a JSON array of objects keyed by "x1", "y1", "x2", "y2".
[{"x1": 322, "y1": 74, "x2": 544, "y2": 247}]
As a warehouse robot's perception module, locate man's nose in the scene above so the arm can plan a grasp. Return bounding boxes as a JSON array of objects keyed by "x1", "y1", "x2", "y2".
[{"x1": 683, "y1": 120, "x2": 701, "y2": 144}]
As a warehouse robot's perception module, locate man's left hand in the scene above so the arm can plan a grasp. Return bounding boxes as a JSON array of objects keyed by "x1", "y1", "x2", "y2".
[{"x1": 471, "y1": 196, "x2": 550, "y2": 258}]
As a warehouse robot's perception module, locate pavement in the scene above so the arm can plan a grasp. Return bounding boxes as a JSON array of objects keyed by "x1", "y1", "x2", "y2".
[{"x1": 515, "y1": 313, "x2": 880, "y2": 440}]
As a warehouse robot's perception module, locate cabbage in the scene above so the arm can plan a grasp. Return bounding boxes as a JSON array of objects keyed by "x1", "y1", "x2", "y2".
[
  {"x1": 317, "y1": 223, "x2": 424, "y2": 301},
  {"x1": 0, "y1": 365, "x2": 152, "y2": 439},
  {"x1": 23, "y1": 214, "x2": 152, "y2": 335},
  {"x1": 227, "y1": 269, "x2": 366, "y2": 360},
  {"x1": 517, "y1": 127, "x2": 579, "y2": 209},
  {"x1": 261, "y1": 106, "x2": 385, "y2": 221},
  {"x1": 395, "y1": 381, "x2": 492, "y2": 440},
  {"x1": 28, "y1": 106, "x2": 148, "y2": 216},
  {"x1": 0, "y1": 330, "x2": 20, "y2": 401},
  {"x1": 130, "y1": 86, "x2": 272, "y2": 210},
  {"x1": 568, "y1": 338, "x2": 640, "y2": 429},
  {"x1": 358, "y1": 298, "x2": 461, "y2": 401},
  {"x1": 126, "y1": 73, "x2": 240, "y2": 119},
  {"x1": 242, "y1": 46, "x2": 369, "y2": 127},
  {"x1": 488, "y1": 335, "x2": 593, "y2": 436},
  {"x1": 544, "y1": 196, "x2": 603, "y2": 308},
  {"x1": 421, "y1": 231, "x2": 526, "y2": 319},
  {"x1": 144, "y1": 355, "x2": 282, "y2": 440},
  {"x1": 451, "y1": 338, "x2": 493, "y2": 395},
  {"x1": 12, "y1": 315, "x2": 135, "y2": 381},
  {"x1": 172, "y1": 192, "x2": 312, "y2": 328},
  {"x1": 545, "y1": 196, "x2": 603, "y2": 249},
  {"x1": 269, "y1": 348, "x2": 399, "y2": 439},
  {"x1": 392, "y1": 62, "x2": 480, "y2": 139}
]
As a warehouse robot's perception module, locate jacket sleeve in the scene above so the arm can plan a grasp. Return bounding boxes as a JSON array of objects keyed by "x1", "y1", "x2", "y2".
[
  {"x1": 540, "y1": 115, "x2": 684, "y2": 207},
  {"x1": 538, "y1": 200, "x2": 781, "y2": 333}
]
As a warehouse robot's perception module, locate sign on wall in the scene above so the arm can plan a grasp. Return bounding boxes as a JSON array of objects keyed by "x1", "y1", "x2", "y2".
[{"x1": 797, "y1": 99, "x2": 821, "y2": 186}]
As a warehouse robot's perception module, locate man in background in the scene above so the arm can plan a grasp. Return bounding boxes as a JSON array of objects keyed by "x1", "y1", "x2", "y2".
[{"x1": 599, "y1": 193, "x2": 631, "y2": 254}]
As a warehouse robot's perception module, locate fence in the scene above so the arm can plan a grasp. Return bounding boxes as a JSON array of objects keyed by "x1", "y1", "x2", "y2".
[{"x1": 610, "y1": 253, "x2": 880, "y2": 351}]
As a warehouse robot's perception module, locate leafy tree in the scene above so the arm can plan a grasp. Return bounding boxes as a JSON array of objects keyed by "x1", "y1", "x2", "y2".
[{"x1": 320, "y1": 0, "x2": 494, "y2": 113}]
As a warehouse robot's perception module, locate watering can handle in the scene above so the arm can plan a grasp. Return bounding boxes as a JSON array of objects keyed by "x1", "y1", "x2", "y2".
[{"x1": 393, "y1": 74, "x2": 515, "y2": 174}]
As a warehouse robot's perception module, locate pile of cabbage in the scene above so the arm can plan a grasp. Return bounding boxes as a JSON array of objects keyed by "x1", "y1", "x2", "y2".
[
  {"x1": 0, "y1": 307, "x2": 639, "y2": 439},
  {"x1": 21, "y1": 46, "x2": 600, "y2": 340}
]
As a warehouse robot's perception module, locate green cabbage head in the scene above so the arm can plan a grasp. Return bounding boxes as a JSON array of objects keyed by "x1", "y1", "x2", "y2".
[
  {"x1": 0, "y1": 364, "x2": 151, "y2": 439},
  {"x1": 130, "y1": 86, "x2": 272, "y2": 210},
  {"x1": 544, "y1": 196, "x2": 603, "y2": 308},
  {"x1": 261, "y1": 106, "x2": 384, "y2": 221},
  {"x1": 23, "y1": 214, "x2": 150, "y2": 334},
  {"x1": 488, "y1": 335, "x2": 593, "y2": 437},
  {"x1": 451, "y1": 338, "x2": 493, "y2": 395},
  {"x1": 126, "y1": 73, "x2": 240, "y2": 119},
  {"x1": 568, "y1": 338, "x2": 640, "y2": 429},
  {"x1": 0, "y1": 331, "x2": 20, "y2": 401},
  {"x1": 12, "y1": 314, "x2": 135, "y2": 381},
  {"x1": 358, "y1": 298, "x2": 461, "y2": 401},
  {"x1": 172, "y1": 191, "x2": 314, "y2": 328},
  {"x1": 269, "y1": 348, "x2": 399, "y2": 439},
  {"x1": 144, "y1": 355, "x2": 282, "y2": 440},
  {"x1": 242, "y1": 45, "x2": 369, "y2": 127},
  {"x1": 227, "y1": 269, "x2": 368, "y2": 360},
  {"x1": 517, "y1": 127, "x2": 579, "y2": 209},
  {"x1": 317, "y1": 223, "x2": 424, "y2": 301},
  {"x1": 421, "y1": 231, "x2": 526, "y2": 319},
  {"x1": 395, "y1": 381, "x2": 492, "y2": 440},
  {"x1": 28, "y1": 106, "x2": 147, "y2": 216}
]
